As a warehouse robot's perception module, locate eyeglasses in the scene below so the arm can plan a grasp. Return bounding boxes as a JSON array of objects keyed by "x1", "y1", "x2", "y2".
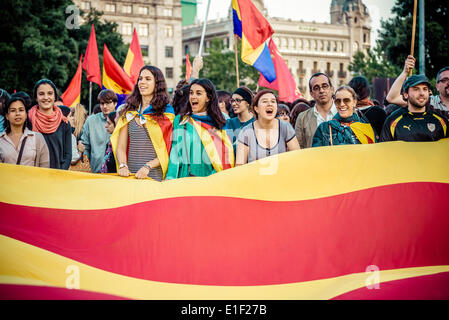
[
  {"x1": 230, "y1": 98, "x2": 244, "y2": 103},
  {"x1": 311, "y1": 83, "x2": 330, "y2": 92},
  {"x1": 438, "y1": 77, "x2": 449, "y2": 84},
  {"x1": 334, "y1": 98, "x2": 353, "y2": 105}
]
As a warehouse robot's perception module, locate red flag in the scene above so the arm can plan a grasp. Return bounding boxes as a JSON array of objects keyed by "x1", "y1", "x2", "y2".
[
  {"x1": 61, "y1": 55, "x2": 83, "y2": 108},
  {"x1": 102, "y1": 44, "x2": 134, "y2": 94},
  {"x1": 185, "y1": 54, "x2": 192, "y2": 81},
  {"x1": 123, "y1": 28, "x2": 145, "y2": 84},
  {"x1": 82, "y1": 24, "x2": 101, "y2": 87},
  {"x1": 258, "y1": 38, "x2": 302, "y2": 103}
]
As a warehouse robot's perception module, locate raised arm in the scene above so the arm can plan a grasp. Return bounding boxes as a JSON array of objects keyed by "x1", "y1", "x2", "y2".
[{"x1": 385, "y1": 55, "x2": 416, "y2": 107}]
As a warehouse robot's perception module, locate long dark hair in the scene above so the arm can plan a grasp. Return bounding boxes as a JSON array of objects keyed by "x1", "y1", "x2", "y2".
[
  {"x1": 179, "y1": 78, "x2": 226, "y2": 129},
  {"x1": 122, "y1": 65, "x2": 169, "y2": 117}
]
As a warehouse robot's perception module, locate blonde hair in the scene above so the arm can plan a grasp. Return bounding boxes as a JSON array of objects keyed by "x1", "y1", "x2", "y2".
[{"x1": 71, "y1": 103, "x2": 87, "y2": 139}]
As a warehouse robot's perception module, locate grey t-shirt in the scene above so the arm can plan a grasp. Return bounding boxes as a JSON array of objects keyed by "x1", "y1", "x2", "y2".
[{"x1": 238, "y1": 119, "x2": 296, "y2": 163}]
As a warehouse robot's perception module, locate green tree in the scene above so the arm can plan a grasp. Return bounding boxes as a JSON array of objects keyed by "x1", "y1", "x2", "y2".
[
  {"x1": 377, "y1": 0, "x2": 448, "y2": 79},
  {"x1": 348, "y1": 46, "x2": 401, "y2": 82},
  {"x1": 0, "y1": 1, "x2": 128, "y2": 111},
  {"x1": 182, "y1": 38, "x2": 261, "y2": 93}
]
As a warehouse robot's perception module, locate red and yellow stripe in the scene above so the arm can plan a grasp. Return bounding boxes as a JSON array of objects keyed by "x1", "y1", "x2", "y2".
[{"x1": 1, "y1": 139, "x2": 448, "y2": 299}]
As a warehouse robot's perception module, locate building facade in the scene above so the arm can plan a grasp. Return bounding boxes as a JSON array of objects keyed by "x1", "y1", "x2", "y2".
[
  {"x1": 74, "y1": 0, "x2": 183, "y2": 93},
  {"x1": 182, "y1": 0, "x2": 371, "y2": 98}
]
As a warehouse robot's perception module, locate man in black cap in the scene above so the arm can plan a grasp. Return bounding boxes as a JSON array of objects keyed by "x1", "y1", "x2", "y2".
[{"x1": 380, "y1": 75, "x2": 448, "y2": 142}]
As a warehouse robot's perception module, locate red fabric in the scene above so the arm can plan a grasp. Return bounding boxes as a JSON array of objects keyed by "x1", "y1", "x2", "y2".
[
  {"x1": 28, "y1": 105, "x2": 68, "y2": 134},
  {"x1": 1, "y1": 182, "x2": 448, "y2": 286},
  {"x1": 258, "y1": 39, "x2": 302, "y2": 103},
  {"x1": 149, "y1": 113, "x2": 174, "y2": 156},
  {"x1": 357, "y1": 98, "x2": 375, "y2": 108},
  {"x1": 61, "y1": 55, "x2": 83, "y2": 107},
  {"x1": 237, "y1": 0, "x2": 273, "y2": 48},
  {"x1": 198, "y1": 121, "x2": 233, "y2": 169},
  {"x1": 103, "y1": 44, "x2": 134, "y2": 92},
  {"x1": 332, "y1": 272, "x2": 449, "y2": 300},
  {"x1": 0, "y1": 284, "x2": 128, "y2": 300},
  {"x1": 127, "y1": 29, "x2": 145, "y2": 84},
  {"x1": 82, "y1": 24, "x2": 101, "y2": 87},
  {"x1": 185, "y1": 54, "x2": 192, "y2": 81}
]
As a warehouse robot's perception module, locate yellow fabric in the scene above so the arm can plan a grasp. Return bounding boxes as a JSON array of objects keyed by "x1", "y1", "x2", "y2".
[
  {"x1": 0, "y1": 139, "x2": 448, "y2": 210},
  {"x1": 123, "y1": 50, "x2": 134, "y2": 77},
  {"x1": 190, "y1": 118, "x2": 235, "y2": 173},
  {"x1": 110, "y1": 111, "x2": 174, "y2": 179},
  {"x1": 432, "y1": 113, "x2": 447, "y2": 136},
  {"x1": 1, "y1": 235, "x2": 448, "y2": 300},
  {"x1": 350, "y1": 122, "x2": 376, "y2": 144},
  {"x1": 390, "y1": 114, "x2": 403, "y2": 138}
]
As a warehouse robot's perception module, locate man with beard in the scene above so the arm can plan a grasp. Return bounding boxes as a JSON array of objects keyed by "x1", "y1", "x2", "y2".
[
  {"x1": 380, "y1": 75, "x2": 448, "y2": 142},
  {"x1": 386, "y1": 57, "x2": 449, "y2": 120},
  {"x1": 295, "y1": 73, "x2": 337, "y2": 148}
]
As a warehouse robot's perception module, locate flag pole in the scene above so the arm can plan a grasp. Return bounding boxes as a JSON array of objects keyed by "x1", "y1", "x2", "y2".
[
  {"x1": 89, "y1": 81, "x2": 92, "y2": 115},
  {"x1": 409, "y1": 0, "x2": 418, "y2": 77},
  {"x1": 198, "y1": 0, "x2": 211, "y2": 56},
  {"x1": 234, "y1": 35, "x2": 240, "y2": 88}
]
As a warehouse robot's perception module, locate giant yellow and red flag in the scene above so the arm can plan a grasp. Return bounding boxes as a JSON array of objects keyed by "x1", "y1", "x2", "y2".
[
  {"x1": 123, "y1": 28, "x2": 145, "y2": 84},
  {"x1": 258, "y1": 38, "x2": 302, "y2": 103},
  {"x1": 102, "y1": 44, "x2": 134, "y2": 95},
  {"x1": 61, "y1": 54, "x2": 83, "y2": 108},
  {"x1": 82, "y1": 24, "x2": 101, "y2": 88},
  {"x1": 1, "y1": 139, "x2": 449, "y2": 299},
  {"x1": 232, "y1": 0, "x2": 276, "y2": 82}
]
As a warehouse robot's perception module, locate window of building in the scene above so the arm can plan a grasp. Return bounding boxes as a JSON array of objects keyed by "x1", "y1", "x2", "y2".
[
  {"x1": 105, "y1": 3, "x2": 115, "y2": 12},
  {"x1": 165, "y1": 46, "x2": 173, "y2": 58},
  {"x1": 363, "y1": 33, "x2": 368, "y2": 43},
  {"x1": 138, "y1": 24, "x2": 148, "y2": 37},
  {"x1": 184, "y1": 44, "x2": 189, "y2": 55},
  {"x1": 80, "y1": 1, "x2": 90, "y2": 10},
  {"x1": 141, "y1": 45, "x2": 148, "y2": 57},
  {"x1": 122, "y1": 23, "x2": 132, "y2": 36},
  {"x1": 139, "y1": 6, "x2": 148, "y2": 15},
  {"x1": 166, "y1": 67, "x2": 174, "y2": 79},
  {"x1": 164, "y1": 8, "x2": 173, "y2": 16},
  {"x1": 224, "y1": 37, "x2": 229, "y2": 49},
  {"x1": 354, "y1": 17, "x2": 358, "y2": 23},
  {"x1": 340, "y1": 63, "x2": 344, "y2": 71},
  {"x1": 122, "y1": 5, "x2": 132, "y2": 14},
  {"x1": 164, "y1": 25, "x2": 173, "y2": 38}
]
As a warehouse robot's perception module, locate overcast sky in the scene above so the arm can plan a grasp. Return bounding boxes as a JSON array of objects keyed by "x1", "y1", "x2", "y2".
[{"x1": 196, "y1": 0, "x2": 397, "y2": 45}]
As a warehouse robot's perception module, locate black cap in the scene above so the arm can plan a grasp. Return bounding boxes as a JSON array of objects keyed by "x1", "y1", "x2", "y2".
[{"x1": 402, "y1": 74, "x2": 431, "y2": 93}]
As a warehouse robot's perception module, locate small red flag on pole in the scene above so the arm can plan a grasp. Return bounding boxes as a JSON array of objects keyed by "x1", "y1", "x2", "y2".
[
  {"x1": 185, "y1": 54, "x2": 192, "y2": 81},
  {"x1": 82, "y1": 24, "x2": 102, "y2": 88}
]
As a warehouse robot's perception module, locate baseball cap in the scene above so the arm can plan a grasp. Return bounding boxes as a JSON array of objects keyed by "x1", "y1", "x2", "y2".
[{"x1": 402, "y1": 74, "x2": 431, "y2": 93}]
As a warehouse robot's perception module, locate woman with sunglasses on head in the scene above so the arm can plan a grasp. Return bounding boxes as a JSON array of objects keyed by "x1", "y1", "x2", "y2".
[
  {"x1": 28, "y1": 79, "x2": 72, "y2": 169},
  {"x1": 111, "y1": 65, "x2": 175, "y2": 181},
  {"x1": 235, "y1": 90, "x2": 300, "y2": 165},
  {"x1": 0, "y1": 93, "x2": 49, "y2": 167},
  {"x1": 226, "y1": 87, "x2": 255, "y2": 142},
  {"x1": 166, "y1": 78, "x2": 234, "y2": 179},
  {"x1": 312, "y1": 86, "x2": 377, "y2": 147}
]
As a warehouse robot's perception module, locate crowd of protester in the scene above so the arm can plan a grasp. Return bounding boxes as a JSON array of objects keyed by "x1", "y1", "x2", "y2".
[{"x1": 0, "y1": 55, "x2": 448, "y2": 180}]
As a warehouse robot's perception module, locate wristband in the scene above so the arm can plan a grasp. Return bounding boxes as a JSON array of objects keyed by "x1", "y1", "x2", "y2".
[
  {"x1": 143, "y1": 164, "x2": 151, "y2": 171},
  {"x1": 119, "y1": 163, "x2": 128, "y2": 169}
]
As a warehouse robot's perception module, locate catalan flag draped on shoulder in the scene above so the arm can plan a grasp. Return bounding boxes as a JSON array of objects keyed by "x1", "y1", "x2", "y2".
[
  {"x1": 123, "y1": 29, "x2": 145, "y2": 84},
  {"x1": 166, "y1": 114, "x2": 235, "y2": 179},
  {"x1": 232, "y1": 0, "x2": 276, "y2": 82},
  {"x1": 110, "y1": 104, "x2": 175, "y2": 179},
  {"x1": 61, "y1": 54, "x2": 83, "y2": 108}
]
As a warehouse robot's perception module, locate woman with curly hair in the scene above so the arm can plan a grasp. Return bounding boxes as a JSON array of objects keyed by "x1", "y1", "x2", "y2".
[
  {"x1": 110, "y1": 65, "x2": 175, "y2": 181},
  {"x1": 166, "y1": 78, "x2": 234, "y2": 179}
]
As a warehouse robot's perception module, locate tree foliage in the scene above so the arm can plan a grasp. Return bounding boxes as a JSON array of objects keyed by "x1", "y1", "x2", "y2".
[
  {"x1": 0, "y1": 1, "x2": 128, "y2": 110},
  {"x1": 377, "y1": 0, "x2": 448, "y2": 79}
]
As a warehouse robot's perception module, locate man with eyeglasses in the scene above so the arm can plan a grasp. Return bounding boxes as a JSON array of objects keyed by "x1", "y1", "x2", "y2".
[
  {"x1": 294, "y1": 73, "x2": 337, "y2": 148},
  {"x1": 380, "y1": 75, "x2": 448, "y2": 142},
  {"x1": 386, "y1": 56, "x2": 449, "y2": 120}
]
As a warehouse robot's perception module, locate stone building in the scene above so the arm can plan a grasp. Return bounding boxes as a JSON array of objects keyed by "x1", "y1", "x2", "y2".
[
  {"x1": 182, "y1": 0, "x2": 371, "y2": 98},
  {"x1": 74, "y1": 0, "x2": 183, "y2": 93}
]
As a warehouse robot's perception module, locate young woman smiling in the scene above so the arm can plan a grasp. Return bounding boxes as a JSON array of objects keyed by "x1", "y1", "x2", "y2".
[
  {"x1": 312, "y1": 86, "x2": 377, "y2": 147},
  {"x1": 27, "y1": 79, "x2": 71, "y2": 169},
  {"x1": 0, "y1": 94, "x2": 49, "y2": 167},
  {"x1": 111, "y1": 65, "x2": 175, "y2": 181},
  {"x1": 166, "y1": 78, "x2": 234, "y2": 179},
  {"x1": 236, "y1": 90, "x2": 300, "y2": 165}
]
